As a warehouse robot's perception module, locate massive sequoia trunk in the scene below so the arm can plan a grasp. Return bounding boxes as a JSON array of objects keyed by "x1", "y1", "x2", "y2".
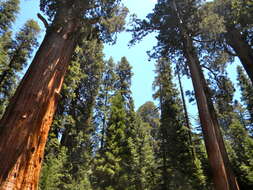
[
  {"x1": 0, "y1": 5, "x2": 82, "y2": 189},
  {"x1": 226, "y1": 28, "x2": 253, "y2": 84},
  {"x1": 170, "y1": 1, "x2": 238, "y2": 188},
  {"x1": 183, "y1": 37, "x2": 228, "y2": 190},
  {"x1": 183, "y1": 35, "x2": 239, "y2": 190}
]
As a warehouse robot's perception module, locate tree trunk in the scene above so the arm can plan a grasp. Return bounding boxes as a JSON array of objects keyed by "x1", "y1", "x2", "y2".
[
  {"x1": 205, "y1": 76, "x2": 240, "y2": 190},
  {"x1": 226, "y1": 28, "x2": 253, "y2": 84},
  {"x1": 183, "y1": 36, "x2": 231, "y2": 190},
  {"x1": 171, "y1": 0, "x2": 239, "y2": 188},
  {"x1": 0, "y1": 5, "x2": 82, "y2": 189},
  {"x1": 176, "y1": 69, "x2": 195, "y2": 153}
]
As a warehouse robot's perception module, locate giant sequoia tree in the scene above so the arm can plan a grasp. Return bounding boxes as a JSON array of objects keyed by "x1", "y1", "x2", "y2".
[
  {"x1": 153, "y1": 58, "x2": 205, "y2": 190},
  {"x1": 0, "y1": 0, "x2": 127, "y2": 189},
  {"x1": 130, "y1": 0, "x2": 239, "y2": 189}
]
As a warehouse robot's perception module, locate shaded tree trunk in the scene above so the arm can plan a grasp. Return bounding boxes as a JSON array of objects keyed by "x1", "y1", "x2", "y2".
[
  {"x1": 205, "y1": 74, "x2": 240, "y2": 190},
  {"x1": 171, "y1": 1, "x2": 239, "y2": 187},
  {"x1": 182, "y1": 35, "x2": 233, "y2": 190},
  {"x1": 0, "y1": 5, "x2": 82, "y2": 189},
  {"x1": 226, "y1": 28, "x2": 253, "y2": 84},
  {"x1": 177, "y1": 70, "x2": 191, "y2": 131},
  {"x1": 100, "y1": 92, "x2": 108, "y2": 149}
]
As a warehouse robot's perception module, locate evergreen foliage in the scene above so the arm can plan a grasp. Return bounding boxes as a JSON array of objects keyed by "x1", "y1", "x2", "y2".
[
  {"x1": 94, "y1": 57, "x2": 117, "y2": 150},
  {"x1": 0, "y1": 0, "x2": 20, "y2": 35},
  {"x1": 237, "y1": 66, "x2": 253, "y2": 131},
  {"x1": 1, "y1": 0, "x2": 253, "y2": 189},
  {"x1": 153, "y1": 58, "x2": 206, "y2": 190},
  {"x1": 93, "y1": 93, "x2": 134, "y2": 190},
  {"x1": 0, "y1": 19, "x2": 40, "y2": 117}
]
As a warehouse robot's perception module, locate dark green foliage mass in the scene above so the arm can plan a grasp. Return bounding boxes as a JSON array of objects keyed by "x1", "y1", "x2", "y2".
[
  {"x1": 228, "y1": 120, "x2": 253, "y2": 189},
  {"x1": 208, "y1": 64, "x2": 253, "y2": 189},
  {"x1": 93, "y1": 93, "x2": 133, "y2": 190},
  {"x1": 40, "y1": 0, "x2": 128, "y2": 44},
  {"x1": 153, "y1": 58, "x2": 206, "y2": 190},
  {"x1": 0, "y1": 0, "x2": 19, "y2": 35},
  {"x1": 0, "y1": 19, "x2": 40, "y2": 117}
]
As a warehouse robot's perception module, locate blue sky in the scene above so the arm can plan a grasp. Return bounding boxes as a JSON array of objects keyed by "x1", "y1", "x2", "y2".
[{"x1": 14, "y1": 0, "x2": 242, "y2": 126}]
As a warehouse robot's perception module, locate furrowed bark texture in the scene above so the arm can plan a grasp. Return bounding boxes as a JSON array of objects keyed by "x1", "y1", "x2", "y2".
[
  {"x1": 183, "y1": 36, "x2": 230, "y2": 190},
  {"x1": 0, "y1": 5, "x2": 82, "y2": 190},
  {"x1": 226, "y1": 28, "x2": 253, "y2": 84}
]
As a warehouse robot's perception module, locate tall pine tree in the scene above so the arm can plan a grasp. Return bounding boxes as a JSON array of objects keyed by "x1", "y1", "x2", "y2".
[
  {"x1": 153, "y1": 58, "x2": 206, "y2": 190},
  {"x1": 0, "y1": 20, "x2": 40, "y2": 117}
]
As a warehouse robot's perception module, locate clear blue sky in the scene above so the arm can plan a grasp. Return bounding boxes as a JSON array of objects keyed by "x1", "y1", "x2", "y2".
[{"x1": 14, "y1": 0, "x2": 242, "y2": 126}]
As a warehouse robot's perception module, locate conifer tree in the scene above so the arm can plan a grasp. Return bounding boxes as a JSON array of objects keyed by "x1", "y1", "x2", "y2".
[
  {"x1": 39, "y1": 136, "x2": 67, "y2": 190},
  {"x1": 60, "y1": 39, "x2": 104, "y2": 190},
  {"x1": 0, "y1": 20, "x2": 40, "y2": 116},
  {"x1": 93, "y1": 93, "x2": 134, "y2": 190},
  {"x1": 137, "y1": 101, "x2": 160, "y2": 150},
  {"x1": 115, "y1": 56, "x2": 133, "y2": 110},
  {"x1": 228, "y1": 120, "x2": 253, "y2": 190},
  {"x1": 0, "y1": 0, "x2": 20, "y2": 35},
  {"x1": 131, "y1": 114, "x2": 157, "y2": 190},
  {"x1": 130, "y1": 0, "x2": 238, "y2": 188},
  {"x1": 153, "y1": 58, "x2": 206, "y2": 190},
  {"x1": 94, "y1": 57, "x2": 117, "y2": 149},
  {"x1": 237, "y1": 66, "x2": 253, "y2": 131}
]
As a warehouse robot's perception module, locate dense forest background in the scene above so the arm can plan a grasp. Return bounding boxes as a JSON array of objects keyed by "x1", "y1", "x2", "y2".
[{"x1": 0, "y1": 0, "x2": 252, "y2": 190}]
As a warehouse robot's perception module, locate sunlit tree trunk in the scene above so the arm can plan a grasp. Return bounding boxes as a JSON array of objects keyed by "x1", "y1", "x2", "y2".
[{"x1": 0, "y1": 5, "x2": 82, "y2": 189}]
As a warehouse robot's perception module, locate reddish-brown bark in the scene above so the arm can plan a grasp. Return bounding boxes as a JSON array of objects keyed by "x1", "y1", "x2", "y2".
[
  {"x1": 183, "y1": 36, "x2": 232, "y2": 190},
  {"x1": 0, "y1": 5, "x2": 82, "y2": 189}
]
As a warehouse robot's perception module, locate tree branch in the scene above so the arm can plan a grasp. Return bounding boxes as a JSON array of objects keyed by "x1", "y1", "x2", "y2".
[
  {"x1": 37, "y1": 13, "x2": 49, "y2": 29},
  {"x1": 201, "y1": 65, "x2": 223, "y2": 88}
]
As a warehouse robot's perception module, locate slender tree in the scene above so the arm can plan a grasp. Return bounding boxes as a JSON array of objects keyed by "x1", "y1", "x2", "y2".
[
  {"x1": 94, "y1": 57, "x2": 117, "y2": 149},
  {"x1": 93, "y1": 93, "x2": 134, "y2": 190},
  {"x1": 153, "y1": 58, "x2": 205, "y2": 190},
  {"x1": 237, "y1": 66, "x2": 253, "y2": 131}
]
